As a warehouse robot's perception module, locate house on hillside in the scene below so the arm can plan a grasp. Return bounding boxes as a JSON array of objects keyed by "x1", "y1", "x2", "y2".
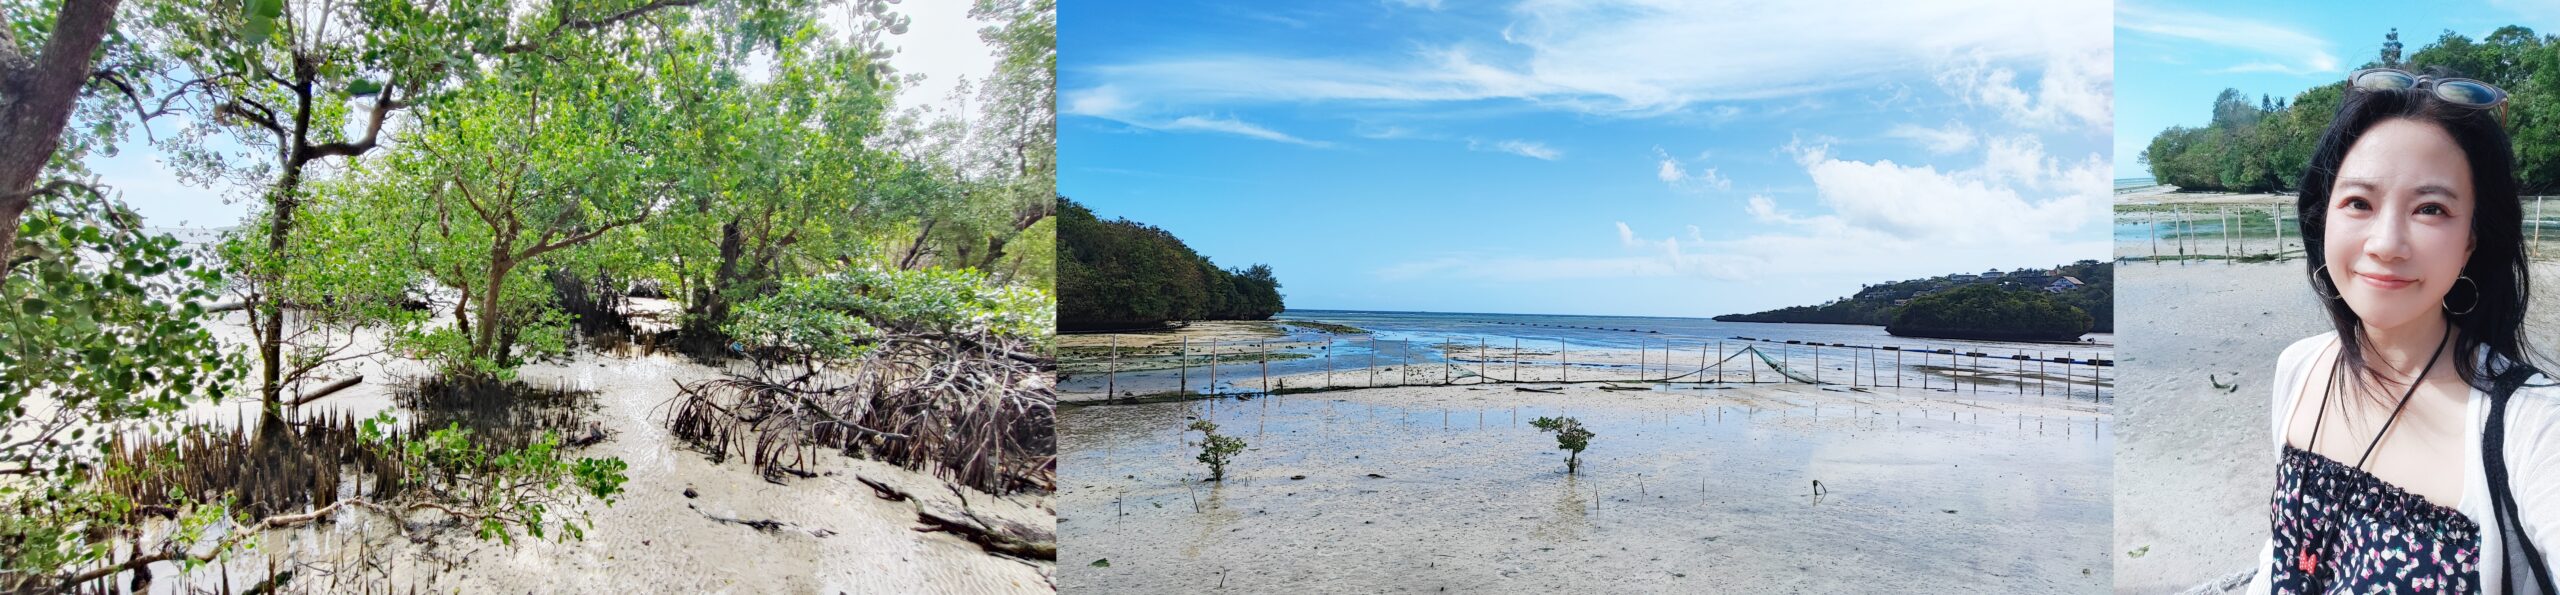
[{"x1": 2045, "y1": 276, "x2": 2085, "y2": 293}]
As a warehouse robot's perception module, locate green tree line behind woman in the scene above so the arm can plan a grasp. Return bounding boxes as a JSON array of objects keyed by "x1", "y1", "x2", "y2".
[{"x1": 2145, "y1": 26, "x2": 2560, "y2": 192}]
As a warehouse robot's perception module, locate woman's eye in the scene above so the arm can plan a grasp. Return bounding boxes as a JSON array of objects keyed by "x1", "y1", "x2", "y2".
[
  {"x1": 2340, "y1": 198, "x2": 2371, "y2": 211},
  {"x1": 2417, "y1": 204, "x2": 2448, "y2": 216}
]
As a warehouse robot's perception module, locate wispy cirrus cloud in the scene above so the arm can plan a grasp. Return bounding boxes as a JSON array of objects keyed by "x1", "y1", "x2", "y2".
[
  {"x1": 1884, "y1": 121, "x2": 1978, "y2": 154},
  {"x1": 1063, "y1": 0, "x2": 2112, "y2": 141},
  {"x1": 1471, "y1": 138, "x2": 1562, "y2": 160},
  {"x1": 1163, "y1": 115, "x2": 1333, "y2": 147},
  {"x1": 2116, "y1": 2, "x2": 2339, "y2": 75}
]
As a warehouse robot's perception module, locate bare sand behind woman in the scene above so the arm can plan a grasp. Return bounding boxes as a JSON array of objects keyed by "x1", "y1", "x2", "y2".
[{"x1": 2111, "y1": 260, "x2": 2560, "y2": 593}]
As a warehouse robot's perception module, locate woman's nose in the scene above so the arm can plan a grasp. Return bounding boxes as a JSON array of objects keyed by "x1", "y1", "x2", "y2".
[{"x1": 2363, "y1": 212, "x2": 2413, "y2": 263}]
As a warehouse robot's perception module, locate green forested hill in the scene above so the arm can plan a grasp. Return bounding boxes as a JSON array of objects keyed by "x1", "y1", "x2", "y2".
[
  {"x1": 1715, "y1": 261, "x2": 2112, "y2": 333},
  {"x1": 1058, "y1": 198, "x2": 1284, "y2": 330}
]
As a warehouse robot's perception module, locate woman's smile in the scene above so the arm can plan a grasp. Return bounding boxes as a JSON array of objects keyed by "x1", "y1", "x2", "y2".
[{"x1": 2354, "y1": 270, "x2": 2419, "y2": 290}]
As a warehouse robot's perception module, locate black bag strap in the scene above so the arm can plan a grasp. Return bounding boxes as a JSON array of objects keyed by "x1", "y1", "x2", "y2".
[{"x1": 2487, "y1": 369, "x2": 2555, "y2": 594}]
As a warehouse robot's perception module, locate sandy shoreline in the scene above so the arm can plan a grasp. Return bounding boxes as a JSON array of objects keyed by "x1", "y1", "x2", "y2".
[{"x1": 1059, "y1": 382, "x2": 2111, "y2": 593}]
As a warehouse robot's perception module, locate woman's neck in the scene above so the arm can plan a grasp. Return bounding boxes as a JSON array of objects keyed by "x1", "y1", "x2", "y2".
[{"x1": 2359, "y1": 314, "x2": 2452, "y2": 381}]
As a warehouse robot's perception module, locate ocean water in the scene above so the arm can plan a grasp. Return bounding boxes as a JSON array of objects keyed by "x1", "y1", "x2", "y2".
[{"x1": 1061, "y1": 309, "x2": 2115, "y2": 397}]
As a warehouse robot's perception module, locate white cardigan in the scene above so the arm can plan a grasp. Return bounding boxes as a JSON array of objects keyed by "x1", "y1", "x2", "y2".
[{"x1": 2246, "y1": 332, "x2": 2560, "y2": 594}]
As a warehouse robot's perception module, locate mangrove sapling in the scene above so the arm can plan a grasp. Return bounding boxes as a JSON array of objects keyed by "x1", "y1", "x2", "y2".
[
  {"x1": 1188, "y1": 420, "x2": 1246, "y2": 482},
  {"x1": 1529, "y1": 416, "x2": 1595, "y2": 474}
]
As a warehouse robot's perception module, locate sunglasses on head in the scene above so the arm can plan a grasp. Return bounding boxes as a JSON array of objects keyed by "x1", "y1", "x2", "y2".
[{"x1": 2348, "y1": 68, "x2": 2509, "y2": 109}]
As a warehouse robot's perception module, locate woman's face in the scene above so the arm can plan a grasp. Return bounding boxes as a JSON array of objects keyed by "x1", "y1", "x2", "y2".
[{"x1": 2322, "y1": 117, "x2": 2477, "y2": 332}]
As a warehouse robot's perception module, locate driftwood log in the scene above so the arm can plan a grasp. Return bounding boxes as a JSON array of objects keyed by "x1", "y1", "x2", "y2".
[{"x1": 857, "y1": 476, "x2": 1055, "y2": 561}]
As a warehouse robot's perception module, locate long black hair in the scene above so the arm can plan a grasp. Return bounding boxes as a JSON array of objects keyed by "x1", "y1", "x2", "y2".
[{"x1": 2297, "y1": 69, "x2": 2539, "y2": 397}]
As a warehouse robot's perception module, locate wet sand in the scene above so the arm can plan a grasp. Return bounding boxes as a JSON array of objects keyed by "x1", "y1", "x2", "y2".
[
  {"x1": 75, "y1": 313, "x2": 1056, "y2": 593},
  {"x1": 2114, "y1": 187, "x2": 2291, "y2": 206},
  {"x1": 1059, "y1": 320, "x2": 1299, "y2": 350},
  {"x1": 2110, "y1": 260, "x2": 2560, "y2": 593},
  {"x1": 1058, "y1": 382, "x2": 2111, "y2": 593}
]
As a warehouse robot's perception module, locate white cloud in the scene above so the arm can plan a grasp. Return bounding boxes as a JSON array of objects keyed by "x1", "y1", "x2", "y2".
[
  {"x1": 1068, "y1": 0, "x2": 2110, "y2": 121},
  {"x1": 1789, "y1": 140, "x2": 2106, "y2": 244},
  {"x1": 1163, "y1": 115, "x2": 1332, "y2": 147},
  {"x1": 1653, "y1": 146, "x2": 1732, "y2": 191},
  {"x1": 1387, "y1": 0, "x2": 1444, "y2": 10},
  {"x1": 2116, "y1": 3, "x2": 2338, "y2": 76},
  {"x1": 1934, "y1": 44, "x2": 2113, "y2": 129},
  {"x1": 1062, "y1": 84, "x2": 1136, "y2": 119},
  {"x1": 1885, "y1": 121, "x2": 1977, "y2": 154},
  {"x1": 1471, "y1": 138, "x2": 1562, "y2": 160}
]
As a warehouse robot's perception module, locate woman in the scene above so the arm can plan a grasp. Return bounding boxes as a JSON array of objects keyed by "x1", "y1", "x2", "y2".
[{"x1": 2249, "y1": 67, "x2": 2559, "y2": 594}]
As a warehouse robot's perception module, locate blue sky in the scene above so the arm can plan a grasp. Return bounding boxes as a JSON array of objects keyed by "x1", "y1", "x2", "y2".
[
  {"x1": 1065, "y1": 0, "x2": 2114, "y2": 318},
  {"x1": 2116, "y1": 0, "x2": 2560, "y2": 179}
]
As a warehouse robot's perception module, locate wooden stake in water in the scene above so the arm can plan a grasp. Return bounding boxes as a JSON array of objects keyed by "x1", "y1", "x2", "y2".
[
  {"x1": 1562, "y1": 339, "x2": 1570, "y2": 382},
  {"x1": 1108, "y1": 336, "x2": 1118, "y2": 398},
  {"x1": 1209, "y1": 341, "x2": 1218, "y2": 396},
  {"x1": 1480, "y1": 337, "x2": 1488, "y2": 382},
  {"x1": 1260, "y1": 339, "x2": 1269, "y2": 394},
  {"x1": 1514, "y1": 338, "x2": 1521, "y2": 382},
  {"x1": 1369, "y1": 336, "x2": 1378, "y2": 387},
  {"x1": 1442, "y1": 337, "x2": 1452, "y2": 385},
  {"x1": 1325, "y1": 338, "x2": 1333, "y2": 387},
  {"x1": 2151, "y1": 211, "x2": 2161, "y2": 261},
  {"x1": 1181, "y1": 337, "x2": 1189, "y2": 395}
]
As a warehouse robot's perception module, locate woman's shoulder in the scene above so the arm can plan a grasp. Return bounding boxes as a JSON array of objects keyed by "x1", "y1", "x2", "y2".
[{"x1": 2276, "y1": 332, "x2": 2339, "y2": 375}]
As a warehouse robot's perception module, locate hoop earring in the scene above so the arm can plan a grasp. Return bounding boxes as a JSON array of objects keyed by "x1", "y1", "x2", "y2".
[
  {"x1": 2445, "y1": 275, "x2": 2480, "y2": 315},
  {"x1": 2311, "y1": 264, "x2": 2342, "y2": 300}
]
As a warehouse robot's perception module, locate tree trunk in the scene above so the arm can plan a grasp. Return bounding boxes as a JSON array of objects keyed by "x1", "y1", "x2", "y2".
[
  {"x1": 898, "y1": 218, "x2": 936, "y2": 270},
  {"x1": 472, "y1": 256, "x2": 514, "y2": 365},
  {"x1": 0, "y1": 0, "x2": 122, "y2": 265},
  {"x1": 257, "y1": 169, "x2": 304, "y2": 415}
]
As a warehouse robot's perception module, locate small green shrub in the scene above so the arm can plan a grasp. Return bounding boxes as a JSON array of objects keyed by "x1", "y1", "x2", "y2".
[
  {"x1": 1188, "y1": 420, "x2": 1246, "y2": 481},
  {"x1": 1530, "y1": 416, "x2": 1594, "y2": 474}
]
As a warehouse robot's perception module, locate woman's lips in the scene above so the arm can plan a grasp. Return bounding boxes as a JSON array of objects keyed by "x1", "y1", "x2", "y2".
[{"x1": 2356, "y1": 272, "x2": 2417, "y2": 290}]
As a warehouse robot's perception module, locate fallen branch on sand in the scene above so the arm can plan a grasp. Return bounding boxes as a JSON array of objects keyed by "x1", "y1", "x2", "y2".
[
  {"x1": 691, "y1": 504, "x2": 835, "y2": 539},
  {"x1": 286, "y1": 375, "x2": 365, "y2": 407},
  {"x1": 1513, "y1": 387, "x2": 1562, "y2": 394},
  {"x1": 857, "y1": 476, "x2": 1055, "y2": 561}
]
